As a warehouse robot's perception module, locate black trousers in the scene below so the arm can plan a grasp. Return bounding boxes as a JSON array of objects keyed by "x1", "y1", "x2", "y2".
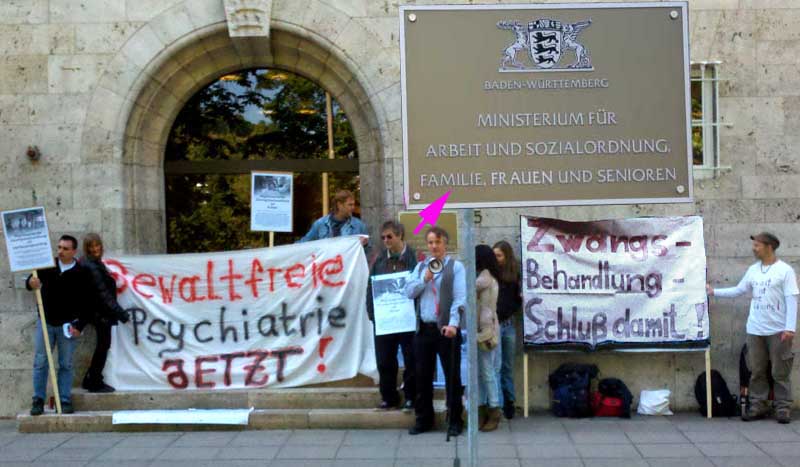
[
  {"x1": 375, "y1": 331, "x2": 416, "y2": 405},
  {"x1": 84, "y1": 320, "x2": 112, "y2": 384},
  {"x1": 414, "y1": 323, "x2": 463, "y2": 428}
]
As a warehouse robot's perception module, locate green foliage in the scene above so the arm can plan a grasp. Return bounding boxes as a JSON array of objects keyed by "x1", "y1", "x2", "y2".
[{"x1": 165, "y1": 69, "x2": 359, "y2": 253}]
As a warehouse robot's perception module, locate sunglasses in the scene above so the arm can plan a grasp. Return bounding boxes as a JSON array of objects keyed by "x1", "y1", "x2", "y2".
[{"x1": 381, "y1": 234, "x2": 395, "y2": 240}]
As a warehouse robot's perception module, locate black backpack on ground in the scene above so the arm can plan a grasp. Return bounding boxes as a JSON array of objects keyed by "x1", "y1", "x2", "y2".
[
  {"x1": 598, "y1": 378, "x2": 633, "y2": 418},
  {"x1": 695, "y1": 369, "x2": 738, "y2": 417},
  {"x1": 549, "y1": 363, "x2": 598, "y2": 418}
]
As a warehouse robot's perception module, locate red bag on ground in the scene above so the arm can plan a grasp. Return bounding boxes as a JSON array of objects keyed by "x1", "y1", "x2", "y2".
[{"x1": 590, "y1": 392, "x2": 624, "y2": 417}]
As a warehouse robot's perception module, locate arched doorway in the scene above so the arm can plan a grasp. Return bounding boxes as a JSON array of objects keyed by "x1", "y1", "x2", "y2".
[{"x1": 164, "y1": 68, "x2": 361, "y2": 253}]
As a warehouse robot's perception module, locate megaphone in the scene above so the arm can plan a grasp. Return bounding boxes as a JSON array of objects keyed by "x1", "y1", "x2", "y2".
[{"x1": 428, "y1": 258, "x2": 443, "y2": 274}]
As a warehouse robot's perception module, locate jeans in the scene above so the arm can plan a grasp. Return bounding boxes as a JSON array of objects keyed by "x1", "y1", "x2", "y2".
[
  {"x1": 497, "y1": 319, "x2": 516, "y2": 406},
  {"x1": 33, "y1": 320, "x2": 77, "y2": 403},
  {"x1": 479, "y1": 344, "x2": 500, "y2": 408}
]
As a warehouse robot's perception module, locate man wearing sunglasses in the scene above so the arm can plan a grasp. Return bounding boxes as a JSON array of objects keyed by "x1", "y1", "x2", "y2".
[{"x1": 366, "y1": 220, "x2": 418, "y2": 411}]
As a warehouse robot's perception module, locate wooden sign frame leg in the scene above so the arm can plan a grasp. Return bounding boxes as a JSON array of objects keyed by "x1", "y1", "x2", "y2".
[
  {"x1": 33, "y1": 270, "x2": 62, "y2": 414},
  {"x1": 523, "y1": 352, "x2": 529, "y2": 418},
  {"x1": 705, "y1": 347, "x2": 712, "y2": 419}
]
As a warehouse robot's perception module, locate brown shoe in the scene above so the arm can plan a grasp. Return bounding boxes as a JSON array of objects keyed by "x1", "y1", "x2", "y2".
[
  {"x1": 480, "y1": 407, "x2": 501, "y2": 432},
  {"x1": 776, "y1": 410, "x2": 791, "y2": 424},
  {"x1": 741, "y1": 407, "x2": 770, "y2": 422},
  {"x1": 477, "y1": 405, "x2": 488, "y2": 430}
]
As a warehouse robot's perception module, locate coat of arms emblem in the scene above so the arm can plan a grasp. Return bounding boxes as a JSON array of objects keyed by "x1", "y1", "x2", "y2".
[{"x1": 498, "y1": 18, "x2": 592, "y2": 72}]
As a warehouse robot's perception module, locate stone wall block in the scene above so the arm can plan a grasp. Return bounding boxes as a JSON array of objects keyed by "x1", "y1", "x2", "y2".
[
  {"x1": 148, "y1": 3, "x2": 198, "y2": 47},
  {"x1": 0, "y1": 95, "x2": 31, "y2": 125},
  {"x1": 119, "y1": 24, "x2": 167, "y2": 71},
  {"x1": 76, "y1": 22, "x2": 144, "y2": 55},
  {"x1": 72, "y1": 164, "x2": 125, "y2": 210},
  {"x1": 186, "y1": 0, "x2": 228, "y2": 30},
  {"x1": 742, "y1": 175, "x2": 800, "y2": 199},
  {"x1": 28, "y1": 94, "x2": 89, "y2": 126},
  {"x1": 719, "y1": 97, "x2": 784, "y2": 137},
  {"x1": 0, "y1": 55, "x2": 48, "y2": 94},
  {"x1": 0, "y1": 1, "x2": 49, "y2": 24},
  {"x1": 47, "y1": 54, "x2": 111, "y2": 95},
  {"x1": 84, "y1": 86, "x2": 127, "y2": 133},
  {"x1": 711, "y1": 222, "x2": 800, "y2": 257},
  {"x1": 126, "y1": 0, "x2": 185, "y2": 22},
  {"x1": 50, "y1": 0, "x2": 126, "y2": 23},
  {"x1": 82, "y1": 126, "x2": 124, "y2": 164}
]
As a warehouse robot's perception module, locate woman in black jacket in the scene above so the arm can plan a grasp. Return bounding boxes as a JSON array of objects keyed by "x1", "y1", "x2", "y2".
[
  {"x1": 81, "y1": 233, "x2": 129, "y2": 393},
  {"x1": 493, "y1": 241, "x2": 522, "y2": 419}
]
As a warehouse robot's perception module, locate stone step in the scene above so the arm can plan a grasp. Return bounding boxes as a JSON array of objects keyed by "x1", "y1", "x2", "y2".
[
  {"x1": 71, "y1": 387, "x2": 445, "y2": 411},
  {"x1": 17, "y1": 405, "x2": 448, "y2": 433}
]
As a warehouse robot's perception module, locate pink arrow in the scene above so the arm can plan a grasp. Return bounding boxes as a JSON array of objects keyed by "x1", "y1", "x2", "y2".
[{"x1": 414, "y1": 191, "x2": 451, "y2": 235}]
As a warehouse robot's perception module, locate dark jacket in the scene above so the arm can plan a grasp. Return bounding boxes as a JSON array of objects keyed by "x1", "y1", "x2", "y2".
[
  {"x1": 26, "y1": 258, "x2": 90, "y2": 330},
  {"x1": 83, "y1": 257, "x2": 127, "y2": 325},
  {"x1": 496, "y1": 273, "x2": 522, "y2": 322},
  {"x1": 366, "y1": 244, "x2": 417, "y2": 321}
]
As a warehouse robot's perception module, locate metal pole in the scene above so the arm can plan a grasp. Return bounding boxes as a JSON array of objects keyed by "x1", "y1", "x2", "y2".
[
  {"x1": 322, "y1": 92, "x2": 335, "y2": 214},
  {"x1": 459, "y1": 209, "x2": 478, "y2": 467}
]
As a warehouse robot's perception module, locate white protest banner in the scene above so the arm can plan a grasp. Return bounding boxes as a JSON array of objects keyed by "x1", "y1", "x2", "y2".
[
  {"x1": 103, "y1": 236, "x2": 377, "y2": 391},
  {"x1": 250, "y1": 171, "x2": 293, "y2": 232},
  {"x1": 521, "y1": 216, "x2": 709, "y2": 350},
  {"x1": 1, "y1": 207, "x2": 54, "y2": 272},
  {"x1": 371, "y1": 272, "x2": 416, "y2": 336}
]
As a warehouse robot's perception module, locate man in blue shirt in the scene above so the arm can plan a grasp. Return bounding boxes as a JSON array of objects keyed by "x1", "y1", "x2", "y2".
[
  {"x1": 299, "y1": 190, "x2": 369, "y2": 248},
  {"x1": 405, "y1": 227, "x2": 466, "y2": 436}
]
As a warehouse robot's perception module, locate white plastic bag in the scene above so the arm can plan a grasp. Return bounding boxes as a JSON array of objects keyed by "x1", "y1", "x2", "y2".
[{"x1": 637, "y1": 389, "x2": 673, "y2": 416}]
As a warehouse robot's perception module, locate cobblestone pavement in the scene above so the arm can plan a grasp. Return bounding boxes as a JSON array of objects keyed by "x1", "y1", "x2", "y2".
[{"x1": 2, "y1": 413, "x2": 800, "y2": 466}]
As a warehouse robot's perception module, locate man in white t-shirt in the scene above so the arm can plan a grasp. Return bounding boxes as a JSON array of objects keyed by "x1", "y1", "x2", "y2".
[{"x1": 708, "y1": 232, "x2": 799, "y2": 424}]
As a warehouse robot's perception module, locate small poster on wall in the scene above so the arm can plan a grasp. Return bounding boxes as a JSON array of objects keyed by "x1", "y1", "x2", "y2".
[
  {"x1": 251, "y1": 171, "x2": 293, "y2": 232},
  {"x1": 1, "y1": 206, "x2": 54, "y2": 272}
]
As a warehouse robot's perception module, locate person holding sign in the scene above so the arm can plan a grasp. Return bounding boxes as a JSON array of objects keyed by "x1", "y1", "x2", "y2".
[
  {"x1": 81, "y1": 233, "x2": 130, "y2": 393},
  {"x1": 25, "y1": 235, "x2": 87, "y2": 415},
  {"x1": 708, "y1": 232, "x2": 799, "y2": 424},
  {"x1": 405, "y1": 227, "x2": 466, "y2": 436},
  {"x1": 366, "y1": 220, "x2": 418, "y2": 411},
  {"x1": 298, "y1": 190, "x2": 369, "y2": 249}
]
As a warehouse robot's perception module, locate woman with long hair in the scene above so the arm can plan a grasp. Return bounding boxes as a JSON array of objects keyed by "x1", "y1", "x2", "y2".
[
  {"x1": 493, "y1": 240, "x2": 522, "y2": 419},
  {"x1": 475, "y1": 244, "x2": 501, "y2": 431},
  {"x1": 81, "y1": 233, "x2": 129, "y2": 392}
]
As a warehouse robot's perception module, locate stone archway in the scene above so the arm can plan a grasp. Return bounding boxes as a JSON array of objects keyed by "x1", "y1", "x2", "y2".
[{"x1": 81, "y1": 0, "x2": 395, "y2": 254}]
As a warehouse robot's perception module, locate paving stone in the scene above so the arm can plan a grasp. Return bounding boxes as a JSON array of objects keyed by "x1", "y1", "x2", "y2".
[
  {"x1": 570, "y1": 431, "x2": 632, "y2": 444},
  {"x1": 65, "y1": 432, "x2": 125, "y2": 448},
  {"x1": 35, "y1": 446, "x2": 106, "y2": 461},
  {"x1": 695, "y1": 442, "x2": 767, "y2": 457},
  {"x1": 626, "y1": 430, "x2": 689, "y2": 444},
  {"x1": 331, "y1": 460, "x2": 394, "y2": 467},
  {"x1": 681, "y1": 431, "x2": 747, "y2": 443},
  {"x1": 95, "y1": 446, "x2": 166, "y2": 461},
  {"x1": 395, "y1": 443, "x2": 455, "y2": 459},
  {"x1": 114, "y1": 433, "x2": 180, "y2": 448},
  {"x1": 575, "y1": 444, "x2": 642, "y2": 458},
  {"x1": 582, "y1": 459, "x2": 648, "y2": 467},
  {"x1": 645, "y1": 459, "x2": 715, "y2": 467},
  {"x1": 230, "y1": 430, "x2": 291, "y2": 446},
  {"x1": 276, "y1": 444, "x2": 340, "y2": 459},
  {"x1": 173, "y1": 431, "x2": 238, "y2": 447},
  {"x1": 635, "y1": 443, "x2": 704, "y2": 458},
  {"x1": 774, "y1": 457, "x2": 800, "y2": 467},
  {"x1": 216, "y1": 446, "x2": 280, "y2": 460},
  {"x1": 708, "y1": 457, "x2": 780, "y2": 467},
  {"x1": 284, "y1": 430, "x2": 345, "y2": 445},
  {"x1": 157, "y1": 447, "x2": 223, "y2": 460},
  {"x1": 335, "y1": 444, "x2": 397, "y2": 459},
  {"x1": 516, "y1": 443, "x2": 580, "y2": 459},
  {"x1": 457, "y1": 443, "x2": 518, "y2": 458},
  {"x1": 518, "y1": 460, "x2": 583, "y2": 467},
  {"x1": 342, "y1": 429, "x2": 402, "y2": 445},
  {"x1": 512, "y1": 432, "x2": 571, "y2": 445},
  {"x1": 755, "y1": 442, "x2": 800, "y2": 457},
  {"x1": 740, "y1": 429, "x2": 800, "y2": 443},
  {"x1": 268, "y1": 461, "x2": 333, "y2": 467}
]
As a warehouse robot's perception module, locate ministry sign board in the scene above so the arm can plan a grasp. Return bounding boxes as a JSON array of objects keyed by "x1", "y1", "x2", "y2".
[{"x1": 400, "y1": 3, "x2": 692, "y2": 209}]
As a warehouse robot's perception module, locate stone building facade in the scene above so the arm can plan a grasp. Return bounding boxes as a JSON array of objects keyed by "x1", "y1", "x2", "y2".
[{"x1": 0, "y1": 0, "x2": 798, "y2": 417}]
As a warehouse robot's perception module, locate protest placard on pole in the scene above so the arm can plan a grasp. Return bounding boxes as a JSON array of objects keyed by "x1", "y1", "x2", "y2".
[
  {"x1": 1, "y1": 207, "x2": 61, "y2": 414},
  {"x1": 251, "y1": 171, "x2": 293, "y2": 235},
  {"x1": 371, "y1": 272, "x2": 416, "y2": 336}
]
